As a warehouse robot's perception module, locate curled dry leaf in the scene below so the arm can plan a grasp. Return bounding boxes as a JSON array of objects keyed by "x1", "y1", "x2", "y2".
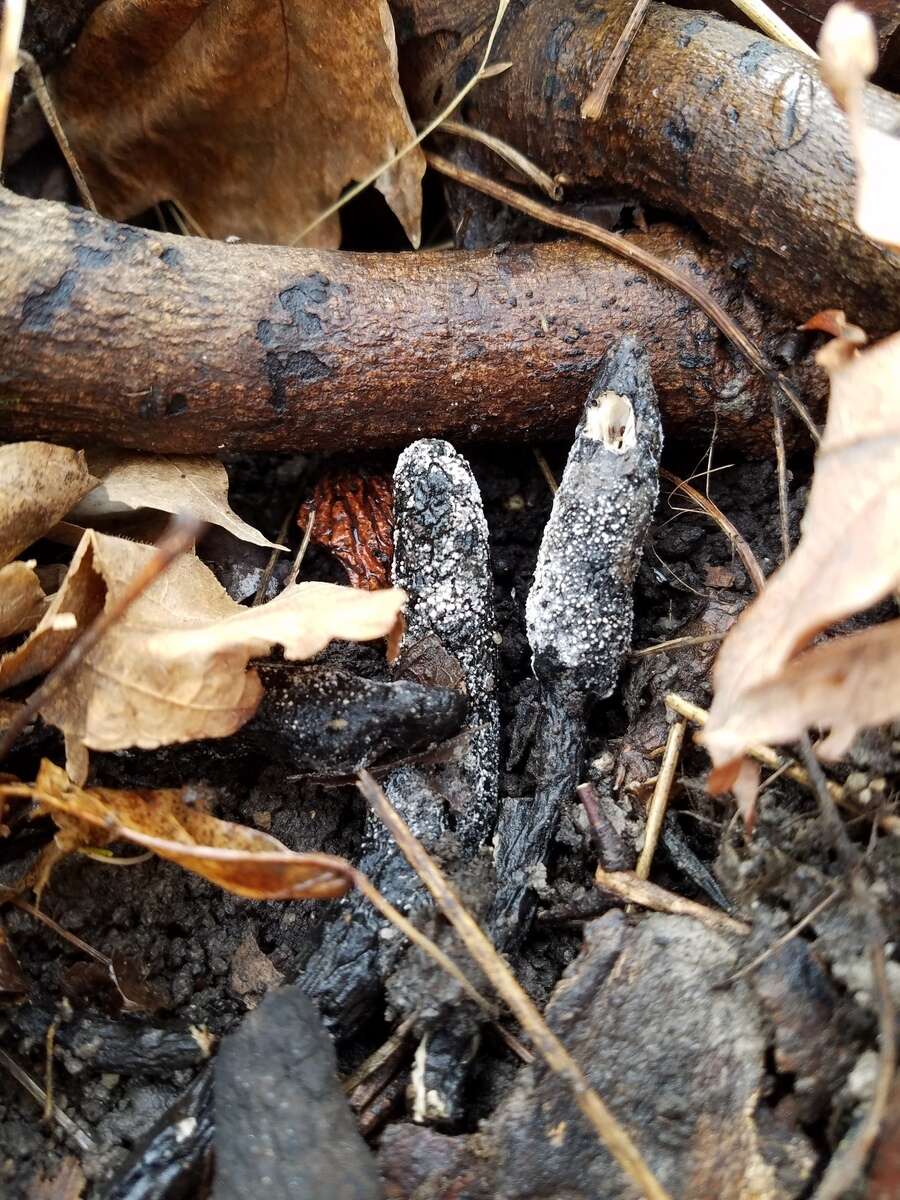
[
  {"x1": 703, "y1": 331, "x2": 900, "y2": 771},
  {"x1": 73, "y1": 453, "x2": 286, "y2": 551},
  {"x1": 16, "y1": 760, "x2": 350, "y2": 901},
  {"x1": 0, "y1": 530, "x2": 406, "y2": 765},
  {"x1": 298, "y1": 471, "x2": 394, "y2": 589},
  {"x1": 707, "y1": 619, "x2": 900, "y2": 762},
  {"x1": 51, "y1": 0, "x2": 424, "y2": 247},
  {"x1": 0, "y1": 561, "x2": 47, "y2": 639},
  {"x1": 819, "y1": 3, "x2": 900, "y2": 249},
  {"x1": 0, "y1": 442, "x2": 97, "y2": 565}
]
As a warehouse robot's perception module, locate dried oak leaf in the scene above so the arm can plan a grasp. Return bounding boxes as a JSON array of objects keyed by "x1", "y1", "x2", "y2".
[
  {"x1": 0, "y1": 530, "x2": 405, "y2": 769},
  {"x1": 73, "y1": 453, "x2": 287, "y2": 550},
  {"x1": 51, "y1": 0, "x2": 425, "y2": 247},
  {"x1": 0, "y1": 442, "x2": 97, "y2": 566},
  {"x1": 703, "y1": 331, "x2": 900, "y2": 769},
  {"x1": 29, "y1": 759, "x2": 351, "y2": 901},
  {"x1": 819, "y1": 3, "x2": 900, "y2": 249},
  {"x1": 0, "y1": 561, "x2": 48, "y2": 639},
  {"x1": 299, "y1": 471, "x2": 394, "y2": 589}
]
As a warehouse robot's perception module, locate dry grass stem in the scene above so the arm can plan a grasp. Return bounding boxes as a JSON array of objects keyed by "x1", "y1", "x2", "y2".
[
  {"x1": 727, "y1": 887, "x2": 842, "y2": 983},
  {"x1": 581, "y1": 0, "x2": 651, "y2": 121},
  {"x1": 15, "y1": 51, "x2": 97, "y2": 212},
  {"x1": 0, "y1": 1046, "x2": 96, "y2": 1154},
  {"x1": 12, "y1": 897, "x2": 111, "y2": 967},
  {"x1": 635, "y1": 718, "x2": 686, "y2": 879},
  {"x1": 532, "y1": 448, "x2": 559, "y2": 494},
  {"x1": 595, "y1": 866, "x2": 750, "y2": 935},
  {"x1": 298, "y1": 0, "x2": 510, "y2": 244},
  {"x1": 358, "y1": 769, "x2": 672, "y2": 1200},
  {"x1": 441, "y1": 119, "x2": 561, "y2": 199},
  {"x1": 631, "y1": 632, "x2": 728, "y2": 658},
  {"x1": 0, "y1": 515, "x2": 202, "y2": 763},
  {"x1": 286, "y1": 506, "x2": 315, "y2": 589},
  {"x1": 731, "y1": 0, "x2": 817, "y2": 55},
  {"x1": 660, "y1": 468, "x2": 767, "y2": 593},
  {"x1": 426, "y1": 152, "x2": 820, "y2": 442},
  {"x1": 770, "y1": 391, "x2": 792, "y2": 561}
]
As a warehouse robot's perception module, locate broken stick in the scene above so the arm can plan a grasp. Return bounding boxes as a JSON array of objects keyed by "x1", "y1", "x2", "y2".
[{"x1": 0, "y1": 188, "x2": 824, "y2": 454}]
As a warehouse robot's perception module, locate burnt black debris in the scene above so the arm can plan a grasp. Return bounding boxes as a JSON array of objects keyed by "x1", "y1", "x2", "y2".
[
  {"x1": 299, "y1": 441, "x2": 499, "y2": 1062},
  {"x1": 100, "y1": 1068, "x2": 213, "y2": 1200},
  {"x1": 248, "y1": 664, "x2": 467, "y2": 776},
  {"x1": 214, "y1": 987, "x2": 382, "y2": 1200},
  {"x1": 491, "y1": 338, "x2": 663, "y2": 956}
]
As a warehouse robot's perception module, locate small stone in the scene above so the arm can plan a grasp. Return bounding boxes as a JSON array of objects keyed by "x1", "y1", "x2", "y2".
[{"x1": 845, "y1": 772, "x2": 868, "y2": 793}]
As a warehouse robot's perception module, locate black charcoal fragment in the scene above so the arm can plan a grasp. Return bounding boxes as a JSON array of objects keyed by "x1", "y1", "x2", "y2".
[
  {"x1": 213, "y1": 986, "x2": 382, "y2": 1200},
  {"x1": 491, "y1": 338, "x2": 662, "y2": 954},
  {"x1": 9, "y1": 1006, "x2": 209, "y2": 1076},
  {"x1": 299, "y1": 441, "x2": 499, "y2": 1122},
  {"x1": 247, "y1": 664, "x2": 467, "y2": 776},
  {"x1": 100, "y1": 1068, "x2": 213, "y2": 1200}
]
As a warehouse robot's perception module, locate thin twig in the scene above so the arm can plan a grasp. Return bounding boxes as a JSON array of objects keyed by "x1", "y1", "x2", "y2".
[
  {"x1": 581, "y1": 0, "x2": 651, "y2": 120},
  {"x1": 0, "y1": 516, "x2": 201, "y2": 763},
  {"x1": 532, "y1": 447, "x2": 559, "y2": 494},
  {"x1": 43, "y1": 1018, "x2": 58, "y2": 1120},
  {"x1": 730, "y1": 0, "x2": 817, "y2": 55},
  {"x1": 11, "y1": 896, "x2": 111, "y2": 967},
  {"x1": 285, "y1": 506, "x2": 315, "y2": 589},
  {"x1": 0, "y1": 0, "x2": 24, "y2": 164},
  {"x1": 441, "y1": 119, "x2": 561, "y2": 199},
  {"x1": 631, "y1": 632, "x2": 727, "y2": 658},
  {"x1": 253, "y1": 503, "x2": 295, "y2": 605},
  {"x1": 343, "y1": 1013, "x2": 417, "y2": 1099},
  {"x1": 297, "y1": 0, "x2": 510, "y2": 244},
  {"x1": 0, "y1": 1046, "x2": 97, "y2": 1154},
  {"x1": 727, "y1": 886, "x2": 842, "y2": 983},
  {"x1": 15, "y1": 51, "x2": 97, "y2": 212},
  {"x1": 660, "y1": 468, "x2": 767, "y2": 593},
  {"x1": 770, "y1": 389, "x2": 792, "y2": 562},
  {"x1": 358, "y1": 769, "x2": 672, "y2": 1200},
  {"x1": 426, "y1": 152, "x2": 820, "y2": 443},
  {"x1": 595, "y1": 866, "x2": 750, "y2": 936},
  {"x1": 665, "y1": 693, "x2": 856, "y2": 810},
  {"x1": 635, "y1": 719, "x2": 685, "y2": 879}
]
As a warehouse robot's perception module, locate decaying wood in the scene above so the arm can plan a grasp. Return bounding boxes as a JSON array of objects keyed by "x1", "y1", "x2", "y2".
[
  {"x1": 0, "y1": 188, "x2": 825, "y2": 454},
  {"x1": 401, "y1": 0, "x2": 900, "y2": 334}
]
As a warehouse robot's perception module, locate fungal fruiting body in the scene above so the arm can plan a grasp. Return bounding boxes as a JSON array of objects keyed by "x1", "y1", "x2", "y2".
[
  {"x1": 491, "y1": 337, "x2": 662, "y2": 954},
  {"x1": 300, "y1": 440, "x2": 499, "y2": 1065}
]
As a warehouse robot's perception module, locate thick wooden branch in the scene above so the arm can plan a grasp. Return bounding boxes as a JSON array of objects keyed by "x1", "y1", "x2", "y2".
[
  {"x1": 0, "y1": 189, "x2": 824, "y2": 454},
  {"x1": 401, "y1": 0, "x2": 900, "y2": 335}
]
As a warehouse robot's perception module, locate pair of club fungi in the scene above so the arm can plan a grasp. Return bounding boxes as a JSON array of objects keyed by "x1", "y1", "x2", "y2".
[{"x1": 301, "y1": 337, "x2": 662, "y2": 1125}]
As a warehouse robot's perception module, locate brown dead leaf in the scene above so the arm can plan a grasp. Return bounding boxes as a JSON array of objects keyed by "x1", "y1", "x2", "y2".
[
  {"x1": 0, "y1": 534, "x2": 105, "y2": 691},
  {"x1": 0, "y1": 561, "x2": 47, "y2": 639},
  {"x1": 0, "y1": 442, "x2": 97, "y2": 566},
  {"x1": 706, "y1": 620, "x2": 900, "y2": 763},
  {"x1": 73, "y1": 452, "x2": 286, "y2": 550},
  {"x1": 298, "y1": 470, "x2": 394, "y2": 588},
  {"x1": 819, "y1": 4, "x2": 900, "y2": 249},
  {"x1": 0, "y1": 530, "x2": 405, "y2": 764},
  {"x1": 703, "y1": 331, "x2": 900, "y2": 768},
  {"x1": 51, "y1": 0, "x2": 425, "y2": 247},
  {"x1": 21, "y1": 759, "x2": 351, "y2": 901}
]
